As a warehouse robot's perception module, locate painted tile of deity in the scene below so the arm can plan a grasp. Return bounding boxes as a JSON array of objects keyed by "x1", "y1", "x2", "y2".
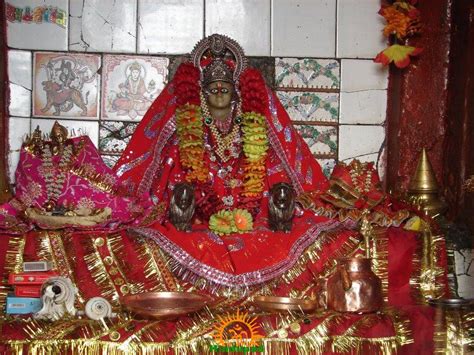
[
  {"x1": 102, "y1": 55, "x2": 169, "y2": 121},
  {"x1": 294, "y1": 124, "x2": 338, "y2": 158},
  {"x1": 277, "y1": 91, "x2": 339, "y2": 123},
  {"x1": 275, "y1": 58, "x2": 340, "y2": 89},
  {"x1": 33, "y1": 52, "x2": 100, "y2": 119},
  {"x1": 99, "y1": 121, "x2": 139, "y2": 154}
]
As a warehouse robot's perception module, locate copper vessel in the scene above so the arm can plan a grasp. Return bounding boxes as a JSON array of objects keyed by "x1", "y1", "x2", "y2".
[{"x1": 326, "y1": 258, "x2": 383, "y2": 313}]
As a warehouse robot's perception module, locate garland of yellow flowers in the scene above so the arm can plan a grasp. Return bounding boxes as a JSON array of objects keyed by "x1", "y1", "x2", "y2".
[{"x1": 176, "y1": 105, "x2": 269, "y2": 235}]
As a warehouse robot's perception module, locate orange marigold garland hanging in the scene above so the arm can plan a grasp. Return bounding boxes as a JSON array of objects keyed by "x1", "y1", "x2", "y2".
[
  {"x1": 176, "y1": 104, "x2": 209, "y2": 183},
  {"x1": 375, "y1": 0, "x2": 423, "y2": 68}
]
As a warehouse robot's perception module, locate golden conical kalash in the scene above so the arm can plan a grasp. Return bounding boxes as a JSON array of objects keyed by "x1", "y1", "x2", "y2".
[{"x1": 407, "y1": 148, "x2": 447, "y2": 216}]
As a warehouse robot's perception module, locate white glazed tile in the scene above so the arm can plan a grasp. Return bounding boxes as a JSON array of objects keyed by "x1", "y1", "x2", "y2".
[
  {"x1": 338, "y1": 125, "x2": 385, "y2": 161},
  {"x1": 138, "y1": 0, "x2": 203, "y2": 54},
  {"x1": 69, "y1": 0, "x2": 137, "y2": 53},
  {"x1": 9, "y1": 83, "x2": 31, "y2": 117},
  {"x1": 102, "y1": 55, "x2": 168, "y2": 121},
  {"x1": 272, "y1": 0, "x2": 336, "y2": 57},
  {"x1": 8, "y1": 50, "x2": 32, "y2": 89},
  {"x1": 8, "y1": 150, "x2": 21, "y2": 184},
  {"x1": 8, "y1": 117, "x2": 31, "y2": 151},
  {"x1": 31, "y1": 119, "x2": 100, "y2": 148},
  {"x1": 206, "y1": 0, "x2": 270, "y2": 56},
  {"x1": 340, "y1": 90, "x2": 387, "y2": 125},
  {"x1": 454, "y1": 249, "x2": 474, "y2": 299},
  {"x1": 341, "y1": 59, "x2": 388, "y2": 91},
  {"x1": 337, "y1": 0, "x2": 386, "y2": 58},
  {"x1": 6, "y1": 0, "x2": 68, "y2": 50},
  {"x1": 277, "y1": 91, "x2": 339, "y2": 122},
  {"x1": 33, "y1": 52, "x2": 101, "y2": 119},
  {"x1": 275, "y1": 58, "x2": 340, "y2": 89}
]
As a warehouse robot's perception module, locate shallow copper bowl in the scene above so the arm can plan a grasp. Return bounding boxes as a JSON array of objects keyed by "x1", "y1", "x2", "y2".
[
  {"x1": 428, "y1": 298, "x2": 474, "y2": 309},
  {"x1": 122, "y1": 292, "x2": 213, "y2": 319},
  {"x1": 253, "y1": 296, "x2": 318, "y2": 313}
]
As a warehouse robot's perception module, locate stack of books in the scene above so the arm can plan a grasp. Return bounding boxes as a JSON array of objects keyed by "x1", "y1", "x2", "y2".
[{"x1": 6, "y1": 261, "x2": 57, "y2": 315}]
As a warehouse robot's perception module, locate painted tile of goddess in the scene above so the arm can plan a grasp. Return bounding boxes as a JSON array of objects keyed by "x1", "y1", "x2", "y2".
[
  {"x1": 102, "y1": 55, "x2": 168, "y2": 121},
  {"x1": 33, "y1": 52, "x2": 100, "y2": 119}
]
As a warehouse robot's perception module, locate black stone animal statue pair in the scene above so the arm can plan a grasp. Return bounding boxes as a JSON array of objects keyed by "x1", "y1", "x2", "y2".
[{"x1": 169, "y1": 182, "x2": 296, "y2": 232}]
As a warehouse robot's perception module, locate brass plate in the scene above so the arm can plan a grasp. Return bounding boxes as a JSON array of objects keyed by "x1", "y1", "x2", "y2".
[
  {"x1": 253, "y1": 296, "x2": 318, "y2": 313},
  {"x1": 122, "y1": 292, "x2": 213, "y2": 319}
]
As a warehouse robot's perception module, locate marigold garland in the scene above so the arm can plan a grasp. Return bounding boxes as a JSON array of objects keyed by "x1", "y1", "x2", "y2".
[
  {"x1": 176, "y1": 104, "x2": 209, "y2": 183},
  {"x1": 209, "y1": 209, "x2": 253, "y2": 236},
  {"x1": 241, "y1": 112, "x2": 269, "y2": 198}
]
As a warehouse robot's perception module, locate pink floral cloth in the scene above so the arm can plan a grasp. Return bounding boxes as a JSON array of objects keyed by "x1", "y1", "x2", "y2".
[{"x1": 0, "y1": 136, "x2": 153, "y2": 233}]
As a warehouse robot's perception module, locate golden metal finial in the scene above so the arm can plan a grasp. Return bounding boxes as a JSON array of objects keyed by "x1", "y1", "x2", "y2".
[
  {"x1": 408, "y1": 148, "x2": 439, "y2": 193},
  {"x1": 407, "y1": 148, "x2": 447, "y2": 216}
]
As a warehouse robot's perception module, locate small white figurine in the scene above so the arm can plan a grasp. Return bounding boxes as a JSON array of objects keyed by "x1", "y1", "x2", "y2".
[{"x1": 34, "y1": 277, "x2": 77, "y2": 321}]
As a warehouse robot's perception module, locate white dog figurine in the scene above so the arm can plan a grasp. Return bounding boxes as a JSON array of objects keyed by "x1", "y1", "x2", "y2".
[{"x1": 34, "y1": 277, "x2": 77, "y2": 321}]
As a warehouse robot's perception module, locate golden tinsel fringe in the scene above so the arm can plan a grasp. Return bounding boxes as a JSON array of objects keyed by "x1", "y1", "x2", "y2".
[
  {"x1": 106, "y1": 233, "x2": 145, "y2": 295},
  {"x1": 5, "y1": 339, "x2": 170, "y2": 355},
  {"x1": 1, "y1": 235, "x2": 26, "y2": 316},
  {"x1": 83, "y1": 236, "x2": 122, "y2": 308},
  {"x1": 434, "y1": 309, "x2": 474, "y2": 354},
  {"x1": 370, "y1": 227, "x2": 389, "y2": 302},
  {"x1": 134, "y1": 236, "x2": 179, "y2": 292}
]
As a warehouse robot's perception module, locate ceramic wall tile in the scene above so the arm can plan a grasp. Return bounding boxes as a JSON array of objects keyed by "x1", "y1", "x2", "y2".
[
  {"x1": 69, "y1": 0, "x2": 137, "y2": 53},
  {"x1": 33, "y1": 52, "x2": 100, "y2": 119},
  {"x1": 101, "y1": 55, "x2": 168, "y2": 121},
  {"x1": 339, "y1": 90, "x2": 387, "y2": 125},
  {"x1": 206, "y1": 0, "x2": 271, "y2": 56},
  {"x1": 99, "y1": 121, "x2": 139, "y2": 154},
  {"x1": 101, "y1": 154, "x2": 120, "y2": 169},
  {"x1": 294, "y1": 124, "x2": 337, "y2": 157},
  {"x1": 8, "y1": 150, "x2": 21, "y2": 184},
  {"x1": 337, "y1": 0, "x2": 386, "y2": 58},
  {"x1": 31, "y1": 119, "x2": 100, "y2": 148},
  {"x1": 341, "y1": 59, "x2": 388, "y2": 92},
  {"x1": 338, "y1": 125, "x2": 385, "y2": 162},
  {"x1": 272, "y1": 0, "x2": 336, "y2": 57},
  {"x1": 277, "y1": 91, "x2": 339, "y2": 123},
  {"x1": 455, "y1": 249, "x2": 474, "y2": 299},
  {"x1": 8, "y1": 117, "x2": 31, "y2": 151},
  {"x1": 9, "y1": 83, "x2": 31, "y2": 117},
  {"x1": 8, "y1": 50, "x2": 32, "y2": 89},
  {"x1": 6, "y1": 0, "x2": 68, "y2": 50},
  {"x1": 138, "y1": 0, "x2": 203, "y2": 54},
  {"x1": 275, "y1": 58, "x2": 340, "y2": 89},
  {"x1": 317, "y1": 158, "x2": 337, "y2": 178}
]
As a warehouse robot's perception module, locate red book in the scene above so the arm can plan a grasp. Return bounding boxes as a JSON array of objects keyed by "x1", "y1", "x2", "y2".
[
  {"x1": 8, "y1": 271, "x2": 58, "y2": 285},
  {"x1": 14, "y1": 285, "x2": 42, "y2": 297}
]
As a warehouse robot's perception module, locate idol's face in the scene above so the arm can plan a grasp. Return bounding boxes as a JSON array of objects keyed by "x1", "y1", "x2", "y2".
[
  {"x1": 131, "y1": 69, "x2": 140, "y2": 81},
  {"x1": 205, "y1": 81, "x2": 234, "y2": 110},
  {"x1": 51, "y1": 127, "x2": 66, "y2": 145}
]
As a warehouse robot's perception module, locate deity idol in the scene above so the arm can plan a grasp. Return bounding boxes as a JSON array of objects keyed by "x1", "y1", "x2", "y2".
[
  {"x1": 114, "y1": 34, "x2": 356, "y2": 290},
  {"x1": 0, "y1": 122, "x2": 152, "y2": 233}
]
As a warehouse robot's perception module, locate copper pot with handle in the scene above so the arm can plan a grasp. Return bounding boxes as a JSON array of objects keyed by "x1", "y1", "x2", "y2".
[{"x1": 326, "y1": 257, "x2": 383, "y2": 313}]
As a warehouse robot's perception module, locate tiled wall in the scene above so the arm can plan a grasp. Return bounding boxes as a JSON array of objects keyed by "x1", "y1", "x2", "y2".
[{"x1": 5, "y1": 0, "x2": 388, "y2": 184}]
